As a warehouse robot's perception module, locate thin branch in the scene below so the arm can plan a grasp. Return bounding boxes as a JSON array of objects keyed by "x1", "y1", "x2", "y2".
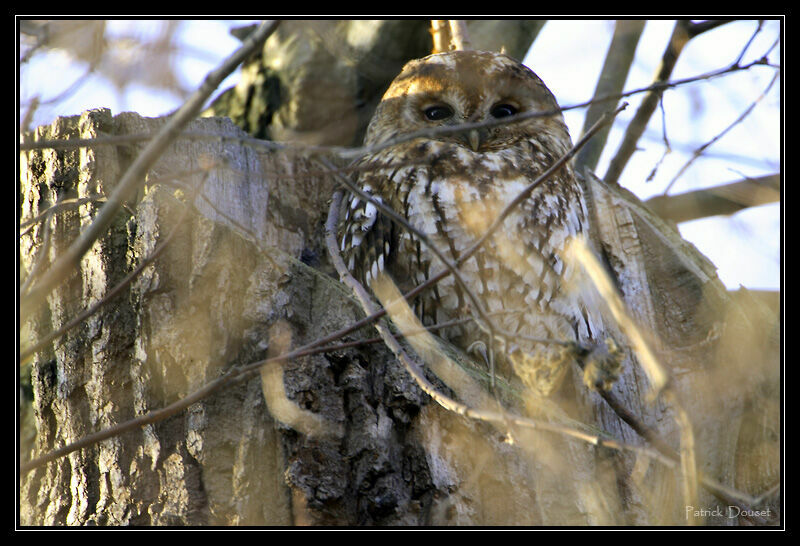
[
  {"x1": 331, "y1": 54, "x2": 774, "y2": 163},
  {"x1": 21, "y1": 361, "x2": 245, "y2": 474},
  {"x1": 645, "y1": 96, "x2": 671, "y2": 182},
  {"x1": 570, "y1": 237, "x2": 694, "y2": 516},
  {"x1": 20, "y1": 132, "x2": 197, "y2": 152},
  {"x1": 732, "y1": 20, "x2": 764, "y2": 65},
  {"x1": 568, "y1": 238, "x2": 669, "y2": 397},
  {"x1": 603, "y1": 20, "x2": 691, "y2": 186},
  {"x1": 19, "y1": 96, "x2": 40, "y2": 135},
  {"x1": 568, "y1": 237, "x2": 768, "y2": 524},
  {"x1": 19, "y1": 21, "x2": 49, "y2": 64},
  {"x1": 604, "y1": 19, "x2": 777, "y2": 187},
  {"x1": 645, "y1": 174, "x2": 780, "y2": 223},
  {"x1": 19, "y1": 195, "x2": 108, "y2": 232},
  {"x1": 20, "y1": 167, "x2": 217, "y2": 238},
  {"x1": 21, "y1": 62, "x2": 97, "y2": 109},
  {"x1": 20, "y1": 20, "x2": 281, "y2": 324},
  {"x1": 672, "y1": 388, "x2": 700, "y2": 525},
  {"x1": 595, "y1": 382, "x2": 766, "y2": 523},
  {"x1": 20, "y1": 171, "x2": 210, "y2": 363},
  {"x1": 20, "y1": 55, "x2": 775, "y2": 168},
  {"x1": 20, "y1": 208, "x2": 55, "y2": 296},
  {"x1": 662, "y1": 70, "x2": 779, "y2": 195}
]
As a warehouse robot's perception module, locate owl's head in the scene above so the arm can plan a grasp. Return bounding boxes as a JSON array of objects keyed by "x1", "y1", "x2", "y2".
[{"x1": 364, "y1": 50, "x2": 571, "y2": 152}]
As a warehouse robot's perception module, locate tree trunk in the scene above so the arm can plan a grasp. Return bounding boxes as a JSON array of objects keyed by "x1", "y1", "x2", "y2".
[{"x1": 19, "y1": 21, "x2": 778, "y2": 527}]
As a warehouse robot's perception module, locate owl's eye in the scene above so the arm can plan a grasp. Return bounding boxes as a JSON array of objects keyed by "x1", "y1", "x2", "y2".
[
  {"x1": 423, "y1": 105, "x2": 454, "y2": 121},
  {"x1": 490, "y1": 104, "x2": 518, "y2": 118}
]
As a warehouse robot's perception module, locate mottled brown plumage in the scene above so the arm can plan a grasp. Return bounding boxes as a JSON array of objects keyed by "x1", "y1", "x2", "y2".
[{"x1": 339, "y1": 50, "x2": 603, "y2": 395}]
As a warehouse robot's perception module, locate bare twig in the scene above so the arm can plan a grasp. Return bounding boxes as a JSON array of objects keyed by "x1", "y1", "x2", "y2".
[
  {"x1": 671, "y1": 389, "x2": 700, "y2": 525},
  {"x1": 19, "y1": 171, "x2": 210, "y2": 364},
  {"x1": 21, "y1": 63, "x2": 97, "y2": 109},
  {"x1": 603, "y1": 20, "x2": 691, "y2": 186},
  {"x1": 20, "y1": 55, "x2": 775, "y2": 169},
  {"x1": 339, "y1": 56, "x2": 773, "y2": 164},
  {"x1": 19, "y1": 195, "x2": 108, "y2": 232},
  {"x1": 19, "y1": 208, "x2": 54, "y2": 296},
  {"x1": 604, "y1": 19, "x2": 777, "y2": 187},
  {"x1": 19, "y1": 21, "x2": 49, "y2": 64},
  {"x1": 732, "y1": 20, "x2": 764, "y2": 65},
  {"x1": 20, "y1": 20, "x2": 280, "y2": 323},
  {"x1": 662, "y1": 70, "x2": 780, "y2": 194},
  {"x1": 595, "y1": 383, "x2": 766, "y2": 523},
  {"x1": 21, "y1": 360, "x2": 244, "y2": 474},
  {"x1": 570, "y1": 236, "x2": 692, "y2": 514},
  {"x1": 567, "y1": 238, "x2": 669, "y2": 396},
  {"x1": 645, "y1": 96, "x2": 671, "y2": 182},
  {"x1": 567, "y1": 237, "x2": 768, "y2": 524},
  {"x1": 19, "y1": 96, "x2": 40, "y2": 135}
]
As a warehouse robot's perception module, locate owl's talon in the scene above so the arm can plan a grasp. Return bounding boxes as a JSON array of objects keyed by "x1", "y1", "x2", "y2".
[
  {"x1": 466, "y1": 340, "x2": 490, "y2": 367},
  {"x1": 579, "y1": 338, "x2": 624, "y2": 392}
]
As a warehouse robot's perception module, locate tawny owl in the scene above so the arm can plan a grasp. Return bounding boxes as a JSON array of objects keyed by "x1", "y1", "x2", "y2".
[{"x1": 339, "y1": 50, "x2": 603, "y2": 396}]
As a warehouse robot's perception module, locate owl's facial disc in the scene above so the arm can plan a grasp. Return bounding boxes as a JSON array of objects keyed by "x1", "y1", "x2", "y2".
[{"x1": 365, "y1": 50, "x2": 570, "y2": 151}]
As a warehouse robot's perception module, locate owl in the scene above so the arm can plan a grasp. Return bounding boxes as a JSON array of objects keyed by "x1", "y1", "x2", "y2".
[{"x1": 338, "y1": 50, "x2": 603, "y2": 396}]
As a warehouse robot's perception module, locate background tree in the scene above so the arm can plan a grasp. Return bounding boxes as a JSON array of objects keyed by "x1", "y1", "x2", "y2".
[{"x1": 18, "y1": 19, "x2": 781, "y2": 526}]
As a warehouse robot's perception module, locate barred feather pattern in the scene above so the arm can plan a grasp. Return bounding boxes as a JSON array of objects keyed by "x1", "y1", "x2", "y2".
[{"x1": 338, "y1": 50, "x2": 603, "y2": 396}]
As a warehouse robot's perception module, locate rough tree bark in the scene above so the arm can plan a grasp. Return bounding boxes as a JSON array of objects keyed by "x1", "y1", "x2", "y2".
[{"x1": 19, "y1": 21, "x2": 778, "y2": 527}]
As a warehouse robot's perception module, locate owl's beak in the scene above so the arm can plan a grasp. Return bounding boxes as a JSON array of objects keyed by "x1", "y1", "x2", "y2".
[
  {"x1": 464, "y1": 128, "x2": 488, "y2": 152},
  {"x1": 468, "y1": 129, "x2": 481, "y2": 152}
]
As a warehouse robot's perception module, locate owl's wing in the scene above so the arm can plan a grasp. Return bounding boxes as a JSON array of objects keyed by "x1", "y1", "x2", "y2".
[{"x1": 339, "y1": 190, "x2": 395, "y2": 288}]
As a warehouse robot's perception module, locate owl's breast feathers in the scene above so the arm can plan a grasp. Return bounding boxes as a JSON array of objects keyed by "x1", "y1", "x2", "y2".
[{"x1": 339, "y1": 138, "x2": 594, "y2": 333}]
